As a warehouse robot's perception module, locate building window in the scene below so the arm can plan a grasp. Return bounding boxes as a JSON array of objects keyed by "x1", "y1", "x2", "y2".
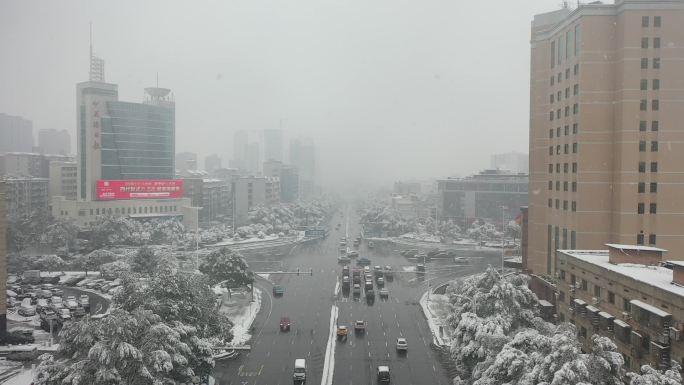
[
  {"x1": 654, "y1": 37, "x2": 660, "y2": 49},
  {"x1": 571, "y1": 201, "x2": 576, "y2": 212},
  {"x1": 558, "y1": 91, "x2": 562, "y2": 101},
  {"x1": 564, "y1": 163, "x2": 569, "y2": 173},
  {"x1": 565, "y1": 87, "x2": 570, "y2": 98},
  {"x1": 564, "y1": 181, "x2": 568, "y2": 191},
  {"x1": 556, "y1": 163, "x2": 561, "y2": 173},
  {"x1": 640, "y1": 79, "x2": 648, "y2": 90},
  {"x1": 649, "y1": 234, "x2": 657, "y2": 245},
  {"x1": 572, "y1": 142, "x2": 577, "y2": 153},
  {"x1": 550, "y1": 75, "x2": 555, "y2": 86},
  {"x1": 652, "y1": 79, "x2": 660, "y2": 90},
  {"x1": 574, "y1": 64, "x2": 579, "y2": 75},
  {"x1": 572, "y1": 162, "x2": 577, "y2": 173},
  {"x1": 571, "y1": 230, "x2": 576, "y2": 248},
  {"x1": 652, "y1": 100, "x2": 659, "y2": 111},
  {"x1": 594, "y1": 285, "x2": 601, "y2": 298},
  {"x1": 653, "y1": 58, "x2": 660, "y2": 69},
  {"x1": 642, "y1": 16, "x2": 649, "y2": 27},
  {"x1": 556, "y1": 181, "x2": 561, "y2": 190},
  {"x1": 639, "y1": 161, "x2": 646, "y2": 173},
  {"x1": 565, "y1": 68, "x2": 570, "y2": 79},
  {"x1": 651, "y1": 141, "x2": 658, "y2": 152},
  {"x1": 572, "y1": 123, "x2": 578, "y2": 134},
  {"x1": 550, "y1": 94, "x2": 554, "y2": 104},
  {"x1": 638, "y1": 182, "x2": 645, "y2": 193},
  {"x1": 558, "y1": 72, "x2": 562, "y2": 82},
  {"x1": 640, "y1": 100, "x2": 647, "y2": 111},
  {"x1": 573, "y1": 84, "x2": 578, "y2": 95},
  {"x1": 563, "y1": 200, "x2": 568, "y2": 210},
  {"x1": 608, "y1": 291, "x2": 615, "y2": 304},
  {"x1": 564, "y1": 144, "x2": 569, "y2": 154},
  {"x1": 564, "y1": 125, "x2": 569, "y2": 136},
  {"x1": 641, "y1": 58, "x2": 648, "y2": 69},
  {"x1": 650, "y1": 203, "x2": 657, "y2": 214},
  {"x1": 548, "y1": 199, "x2": 552, "y2": 208},
  {"x1": 650, "y1": 182, "x2": 657, "y2": 193},
  {"x1": 557, "y1": 127, "x2": 561, "y2": 137},
  {"x1": 651, "y1": 162, "x2": 658, "y2": 172},
  {"x1": 557, "y1": 109, "x2": 561, "y2": 119},
  {"x1": 639, "y1": 120, "x2": 647, "y2": 131},
  {"x1": 557, "y1": 145, "x2": 561, "y2": 155},
  {"x1": 637, "y1": 233, "x2": 645, "y2": 245},
  {"x1": 555, "y1": 199, "x2": 560, "y2": 209},
  {"x1": 549, "y1": 129, "x2": 554, "y2": 138},
  {"x1": 654, "y1": 16, "x2": 661, "y2": 27},
  {"x1": 572, "y1": 181, "x2": 577, "y2": 192},
  {"x1": 549, "y1": 146, "x2": 553, "y2": 156},
  {"x1": 581, "y1": 279, "x2": 588, "y2": 291},
  {"x1": 548, "y1": 181, "x2": 553, "y2": 190},
  {"x1": 641, "y1": 37, "x2": 649, "y2": 49},
  {"x1": 624, "y1": 298, "x2": 632, "y2": 312},
  {"x1": 638, "y1": 203, "x2": 645, "y2": 214},
  {"x1": 651, "y1": 120, "x2": 659, "y2": 131},
  {"x1": 572, "y1": 103, "x2": 578, "y2": 114},
  {"x1": 549, "y1": 164, "x2": 553, "y2": 173},
  {"x1": 639, "y1": 140, "x2": 647, "y2": 152}
]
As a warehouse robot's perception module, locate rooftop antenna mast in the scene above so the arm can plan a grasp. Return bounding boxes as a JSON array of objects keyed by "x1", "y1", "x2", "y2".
[{"x1": 89, "y1": 22, "x2": 105, "y2": 82}]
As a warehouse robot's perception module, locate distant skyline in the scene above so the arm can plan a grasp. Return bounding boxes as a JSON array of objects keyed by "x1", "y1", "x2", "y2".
[{"x1": 0, "y1": 0, "x2": 562, "y2": 189}]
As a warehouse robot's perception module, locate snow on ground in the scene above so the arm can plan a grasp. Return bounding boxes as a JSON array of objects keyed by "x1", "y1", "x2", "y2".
[
  {"x1": 257, "y1": 273, "x2": 270, "y2": 281},
  {"x1": 1, "y1": 365, "x2": 31, "y2": 385},
  {"x1": 219, "y1": 288, "x2": 262, "y2": 346},
  {"x1": 399, "y1": 233, "x2": 441, "y2": 243},
  {"x1": 419, "y1": 291, "x2": 452, "y2": 347},
  {"x1": 208, "y1": 234, "x2": 281, "y2": 247},
  {"x1": 6, "y1": 311, "x2": 39, "y2": 326},
  {"x1": 402, "y1": 266, "x2": 417, "y2": 272}
]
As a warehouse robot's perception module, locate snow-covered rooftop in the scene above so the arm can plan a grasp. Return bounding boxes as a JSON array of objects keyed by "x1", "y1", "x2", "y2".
[
  {"x1": 560, "y1": 250, "x2": 684, "y2": 298},
  {"x1": 605, "y1": 243, "x2": 667, "y2": 252},
  {"x1": 668, "y1": 260, "x2": 684, "y2": 268},
  {"x1": 630, "y1": 299, "x2": 671, "y2": 318}
]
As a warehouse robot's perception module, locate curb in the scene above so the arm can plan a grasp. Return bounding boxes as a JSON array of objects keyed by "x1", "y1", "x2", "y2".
[{"x1": 419, "y1": 291, "x2": 448, "y2": 348}]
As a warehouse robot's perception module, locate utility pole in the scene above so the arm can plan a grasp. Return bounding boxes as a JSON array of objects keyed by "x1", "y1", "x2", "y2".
[{"x1": 501, "y1": 205, "x2": 506, "y2": 275}]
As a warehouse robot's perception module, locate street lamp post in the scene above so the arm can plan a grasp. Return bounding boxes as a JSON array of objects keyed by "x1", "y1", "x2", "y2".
[{"x1": 501, "y1": 205, "x2": 506, "y2": 275}]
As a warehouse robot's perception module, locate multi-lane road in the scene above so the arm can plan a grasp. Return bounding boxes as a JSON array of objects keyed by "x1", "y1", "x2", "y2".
[{"x1": 213, "y1": 209, "x2": 498, "y2": 385}]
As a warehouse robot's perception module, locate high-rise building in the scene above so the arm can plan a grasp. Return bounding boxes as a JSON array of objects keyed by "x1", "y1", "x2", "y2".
[
  {"x1": 289, "y1": 138, "x2": 316, "y2": 199},
  {"x1": 0, "y1": 113, "x2": 33, "y2": 154},
  {"x1": 204, "y1": 154, "x2": 222, "y2": 174},
  {"x1": 183, "y1": 177, "x2": 231, "y2": 223},
  {"x1": 49, "y1": 161, "x2": 78, "y2": 201},
  {"x1": 231, "y1": 130, "x2": 248, "y2": 170},
  {"x1": 491, "y1": 151, "x2": 528, "y2": 174},
  {"x1": 245, "y1": 142, "x2": 260, "y2": 175},
  {"x1": 0, "y1": 182, "x2": 6, "y2": 338},
  {"x1": 263, "y1": 129, "x2": 284, "y2": 162},
  {"x1": 38, "y1": 129, "x2": 71, "y2": 155},
  {"x1": 528, "y1": 1, "x2": 684, "y2": 276}
]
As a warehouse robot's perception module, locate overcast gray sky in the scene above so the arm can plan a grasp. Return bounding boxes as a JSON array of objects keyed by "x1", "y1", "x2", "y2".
[{"x1": 0, "y1": 0, "x2": 559, "y2": 189}]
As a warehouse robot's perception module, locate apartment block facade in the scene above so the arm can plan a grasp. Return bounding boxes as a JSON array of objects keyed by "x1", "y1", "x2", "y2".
[
  {"x1": 556, "y1": 245, "x2": 683, "y2": 370},
  {"x1": 529, "y1": 1, "x2": 684, "y2": 276}
]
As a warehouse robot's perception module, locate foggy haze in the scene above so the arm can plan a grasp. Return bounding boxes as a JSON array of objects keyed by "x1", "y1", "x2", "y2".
[{"x1": 0, "y1": 0, "x2": 552, "y2": 190}]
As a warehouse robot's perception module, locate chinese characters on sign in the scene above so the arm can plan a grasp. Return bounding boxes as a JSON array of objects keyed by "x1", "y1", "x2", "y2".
[{"x1": 96, "y1": 180, "x2": 184, "y2": 200}]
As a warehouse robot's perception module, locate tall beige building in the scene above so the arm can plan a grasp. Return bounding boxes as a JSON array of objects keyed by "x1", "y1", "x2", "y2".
[
  {"x1": 528, "y1": 0, "x2": 684, "y2": 276},
  {"x1": 0, "y1": 182, "x2": 6, "y2": 337}
]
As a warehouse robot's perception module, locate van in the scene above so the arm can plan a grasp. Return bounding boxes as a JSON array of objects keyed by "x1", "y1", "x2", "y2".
[{"x1": 293, "y1": 358, "x2": 306, "y2": 382}]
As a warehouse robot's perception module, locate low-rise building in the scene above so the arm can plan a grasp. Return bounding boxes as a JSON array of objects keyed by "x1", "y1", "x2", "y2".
[
  {"x1": 264, "y1": 160, "x2": 298, "y2": 203},
  {"x1": 0, "y1": 152, "x2": 73, "y2": 178},
  {"x1": 556, "y1": 244, "x2": 684, "y2": 372},
  {"x1": 51, "y1": 196, "x2": 197, "y2": 228},
  {"x1": 183, "y1": 177, "x2": 231, "y2": 223},
  {"x1": 49, "y1": 161, "x2": 77, "y2": 201},
  {"x1": 437, "y1": 169, "x2": 528, "y2": 223},
  {"x1": 3, "y1": 177, "x2": 49, "y2": 217},
  {"x1": 232, "y1": 176, "x2": 280, "y2": 226}
]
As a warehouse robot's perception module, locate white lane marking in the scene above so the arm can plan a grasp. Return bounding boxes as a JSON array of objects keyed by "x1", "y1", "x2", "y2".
[{"x1": 320, "y1": 305, "x2": 338, "y2": 385}]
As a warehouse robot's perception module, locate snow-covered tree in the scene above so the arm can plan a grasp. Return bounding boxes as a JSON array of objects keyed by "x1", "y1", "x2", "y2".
[
  {"x1": 115, "y1": 263, "x2": 233, "y2": 342},
  {"x1": 34, "y1": 254, "x2": 66, "y2": 272},
  {"x1": 626, "y1": 361, "x2": 683, "y2": 385},
  {"x1": 129, "y1": 246, "x2": 160, "y2": 275},
  {"x1": 99, "y1": 260, "x2": 131, "y2": 280},
  {"x1": 33, "y1": 308, "x2": 214, "y2": 385},
  {"x1": 44, "y1": 218, "x2": 79, "y2": 252},
  {"x1": 199, "y1": 247, "x2": 254, "y2": 290}
]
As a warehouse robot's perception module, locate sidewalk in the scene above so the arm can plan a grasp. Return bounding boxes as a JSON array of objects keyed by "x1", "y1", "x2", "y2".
[
  {"x1": 419, "y1": 291, "x2": 452, "y2": 347},
  {"x1": 218, "y1": 287, "x2": 262, "y2": 346}
]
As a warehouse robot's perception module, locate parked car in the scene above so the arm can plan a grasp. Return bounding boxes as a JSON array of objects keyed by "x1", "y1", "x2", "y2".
[
  {"x1": 57, "y1": 308, "x2": 72, "y2": 321},
  {"x1": 65, "y1": 297, "x2": 79, "y2": 310},
  {"x1": 36, "y1": 298, "x2": 49, "y2": 312},
  {"x1": 79, "y1": 294, "x2": 90, "y2": 309},
  {"x1": 18, "y1": 303, "x2": 36, "y2": 317},
  {"x1": 347, "y1": 251, "x2": 359, "y2": 258},
  {"x1": 273, "y1": 285, "x2": 285, "y2": 296},
  {"x1": 51, "y1": 288, "x2": 64, "y2": 297},
  {"x1": 72, "y1": 307, "x2": 86, "y2": 318},
  {"x1": 356, "y1": 257, "x2": 371, "y2": 266},
  {"x1": 454, "y1": 257, "x2": 469, "y2": 264}
]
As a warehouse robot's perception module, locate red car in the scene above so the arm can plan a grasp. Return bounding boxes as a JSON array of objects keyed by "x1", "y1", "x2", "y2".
[{"x1": 280, "y1": 317, "x2": 291, "y2": 331}]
